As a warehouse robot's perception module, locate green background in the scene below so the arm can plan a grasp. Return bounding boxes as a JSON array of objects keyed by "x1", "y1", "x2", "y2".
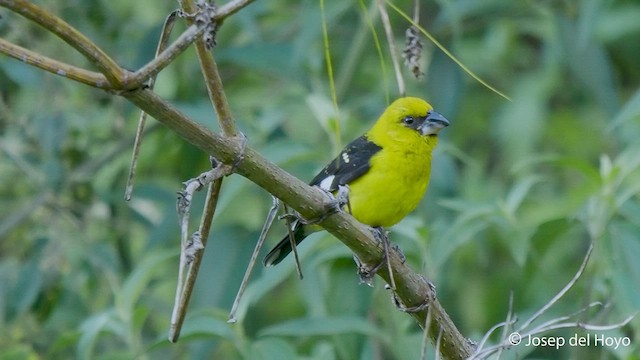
[{"x1": 1, "y1": 0, "x2": 639, "y2": 359}]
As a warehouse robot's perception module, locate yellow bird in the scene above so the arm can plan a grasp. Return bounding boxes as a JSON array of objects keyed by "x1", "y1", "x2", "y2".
[{"x1": 264, "y1": 97, "x2": 449, "y2": 266}]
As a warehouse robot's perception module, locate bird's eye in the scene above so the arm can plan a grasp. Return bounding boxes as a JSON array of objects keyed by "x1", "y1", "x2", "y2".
[{"x1": 403, "y1": 116, "x2": 415, "y2": 125}]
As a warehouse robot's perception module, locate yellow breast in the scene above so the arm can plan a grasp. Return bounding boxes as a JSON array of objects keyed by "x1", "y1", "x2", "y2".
[{"x1": 348, "y1": 135, "x2": 436, "y2": 227}]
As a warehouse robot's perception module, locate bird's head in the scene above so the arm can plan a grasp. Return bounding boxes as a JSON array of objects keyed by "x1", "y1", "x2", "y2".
[{"x1": 370, "y1": 97, "x2": 450, "y2": 144}]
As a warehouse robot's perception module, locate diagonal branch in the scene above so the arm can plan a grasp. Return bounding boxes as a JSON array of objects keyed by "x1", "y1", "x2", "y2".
[
  {"x1": 216, "y1": 0, "x2": 256, "y2": 20},
  {"x1": 122, "y1": 88, "x2": 475, "y2": 359},
  {"x1": 0, "y1": 37, "x2": 108, "y2": 87},
  {"x1": 0, "y1": 0, "x2": 126, "y2": 85},
  {"x1": 179, "y1": 0, "x2": 241, "y2": 137},
  {"x1": 0, "y1": 1, "x2": 211, "y2": 91},
  {"x1": 2, "y1": 1, "x2": 473, "y2": 358},
  {"x1": 125, "y1": 22, "x2": 208, "y2": 90},
  {"x1": 164, "y1": 0, "x2": 246, "y2": 342}
]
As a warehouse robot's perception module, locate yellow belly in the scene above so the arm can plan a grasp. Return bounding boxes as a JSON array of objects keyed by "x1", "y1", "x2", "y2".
[{"x1": 347, "y1": 144, "x2": 433, "y2": 227}]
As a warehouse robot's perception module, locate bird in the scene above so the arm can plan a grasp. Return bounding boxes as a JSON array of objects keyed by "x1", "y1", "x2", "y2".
[{"x1": 263, "y1": 97, "x2": 449, "y2": 267}]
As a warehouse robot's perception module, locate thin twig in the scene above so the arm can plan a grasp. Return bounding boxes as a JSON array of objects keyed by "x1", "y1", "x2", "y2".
[
  {"x1": 495, "y1": 291, "x2": 514, "y2": 360},
  {"x1": 283, "y1": 203, "x2": 304, "y2": 280},
  {"x1": 471, "y1": 321, "x2": 512, "y2": 359},
  {"x1": 385, "y1": 0, "x2": 511, "y2": 101},
  {"x1": 179, "y1": 0, "x2": 237, "y2": 137},
  {"x1": 356, "y1": 0, "x2": 390, "y2": 104},
  {"x1": 215, "y1": 0, "x2": 256, "y2": 20},
  {"x1": 169, "y1": 165, "x2": 229, "y2": 342},
  {"x1": 125, "y1": 11, "x2": 180, "y2": 201},
  {"x1": 168, "y1": 0, "x2": 249, "y2": 341},
  {"x1": 0, "y1": 38, "x2": 107, "y2": 87},
  {"x1": 524, "y1": 302, "x2": 604, "y2": 336},
  {"x1": 319, "y1": 0, "x2": 340, "y2": 141},
  {"x1": 0, "y1": 8, "x2": 208, "y2": 91},
  {"x1": 419, "y1": 289, "x2": 433, "y2": 360},
  {"x1": 470, "y1": 242, "x2": 636, "y2": 360},
  {"x1": 376, "y1": 0, "x2": 405, "y2": 96},
  {"x1": 127, "y1": 22, "x2": 208, "y2": 90},
  {"x1": 381, "y1": 231, "x2": 396, "y2": 291},
  {"x1": 475, "y1": 314, "x2": 636, "y2": 359},
  {"x1": 435, "y1": 326, "x2": 444, "y2": 360},
  {"x1": 519, "y1": 241, "x2": 594, "y2": 330},
  {"x1": 228, "y1": 196, "x2": 280, "y2": 322},
  {"x1": 0, "y1": 0, "x2": 125, "y2": 85}
]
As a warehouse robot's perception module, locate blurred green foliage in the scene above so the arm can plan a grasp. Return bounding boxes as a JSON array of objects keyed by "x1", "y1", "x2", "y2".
[{"x1": 1, "y1": 0, "x2": 640, "y2": 359}]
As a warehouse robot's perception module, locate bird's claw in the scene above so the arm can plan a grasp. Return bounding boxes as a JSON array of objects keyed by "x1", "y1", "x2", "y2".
[
  {"x1": 297, "y1": 184, "x2": 351, "y2": 226},
  {"x1": 351, "y1": 227, "x2": 390, "y2": 286},
  {"x1": 320, "y1": 184, "x2": 351, "y2": 216},
  {"x1": 335, "y1": 184, "x2": 351, "y2": 213}
]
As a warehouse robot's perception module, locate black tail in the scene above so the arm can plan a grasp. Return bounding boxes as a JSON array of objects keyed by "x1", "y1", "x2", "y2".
[{"x1": 263, "y1": 224, "x2": 308, "y2": 267}]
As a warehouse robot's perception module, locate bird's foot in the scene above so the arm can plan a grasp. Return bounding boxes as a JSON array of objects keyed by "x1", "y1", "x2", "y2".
[
  {"x1": 299, "y1": 184, "x2": 351, "y2": 226},
  {"x1": 353, "y1": 226, "x2": 393, "y2": 286},
  {"x1": 320, "y1": 184, "x2": 351, "y2": 217},
  {"x1": 370, "y1": 227, "x2": 406, "y2": 263}
]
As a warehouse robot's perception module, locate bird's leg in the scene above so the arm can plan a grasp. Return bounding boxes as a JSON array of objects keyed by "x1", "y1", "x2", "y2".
[
  {"x1": 335, "y1": 184, "x2": 352, "y2": 214},
  {"x1": 293, "y1": 184, "x2": 351, "y2": 226},
  {"x1": 379, "y1": 227, "x2": 397, "y2": 291},
  {"x1": 353, "y1": 226, "x2": 391, "y2": 287},
  {"x1": 271, "y1": 185, "x2": 350, "y2": 280}
]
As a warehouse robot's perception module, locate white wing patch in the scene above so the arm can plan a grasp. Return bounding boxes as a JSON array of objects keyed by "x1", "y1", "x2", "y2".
[
  {"x1": 341, "y1": 152, "x2": 350, "y2": 163},
  {"x1": 318, "y1": 175, "x2": 335, "y2": 191}
]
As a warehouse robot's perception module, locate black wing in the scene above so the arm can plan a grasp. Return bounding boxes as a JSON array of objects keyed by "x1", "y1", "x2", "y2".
[{"x1": 309, "y1": 135, "x2": 382, "y2": 191}]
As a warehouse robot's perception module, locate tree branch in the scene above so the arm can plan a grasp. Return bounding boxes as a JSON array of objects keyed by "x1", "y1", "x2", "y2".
[
  {"x1": 216, "y1": 0, "x2": 256, "y2": 20},
  {"x1": 0, "y1": 37, "x2": 108, "y2": 87},
  {"x1": 122, "y1": 88, "x2": 475, "y2": 359},
  {"x1": 0, "y1": 1, "x2": 209, "y2": 91},
  {"x1": 0, "y1": 0, "x2": 126, "y2": 85},
  {"x1": 179, "y1": 0, "x2": 239, "y2": 136},
  {"x1": 1, "y1": 1, "x2": 473, "y2": 358}
]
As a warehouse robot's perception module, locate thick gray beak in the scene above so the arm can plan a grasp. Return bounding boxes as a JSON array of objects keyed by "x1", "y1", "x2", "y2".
[{"x1": 420, "y1": 110, "x2": 450, "y2": 135}]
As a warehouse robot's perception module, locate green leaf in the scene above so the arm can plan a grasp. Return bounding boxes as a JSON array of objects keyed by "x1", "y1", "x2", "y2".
[
  {"x1": 248, "y1": 338, "x2": 298, "y2": 360},
  {"x1": 77, "y1": 310, "x2": 119, "y2": 360},
  {"x1": 504, "y1": 175, "x2": 543, "y2": 214},
  {"x1": 610, "y1": 223, "x2": 640, "y2": 310},
  {"x1": 609, "y1": 88, "x2": 640, "y2": 131},
  {"x1": 559, "y1": 15, "x2": 619, "y2": 113},
  {"x1": 259, "y1": 316, "x2": 382, "y2": 337},
  {"x1": 114, "y1": 248, "x2": 176, "y2": 320},
  {"x1": 177, "y1": 315, "x2": 236, "y2": 341},
  {"x1": 0, "y1": 345, "x2": 39, "y2": 360}
]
